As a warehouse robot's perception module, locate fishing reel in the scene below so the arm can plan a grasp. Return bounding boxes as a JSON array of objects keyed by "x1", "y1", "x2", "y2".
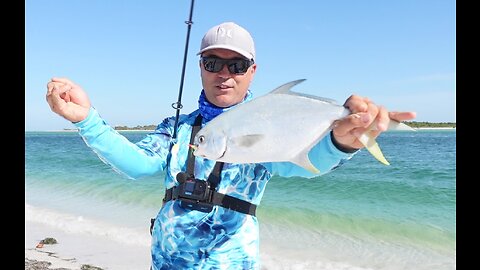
[{"x1": 175, "y1": 172, "x2": 214, "y2": 212}]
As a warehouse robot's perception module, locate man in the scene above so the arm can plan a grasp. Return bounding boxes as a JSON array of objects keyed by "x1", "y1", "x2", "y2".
[{"x1": 46, "y1": 22, "x2": 416, "y2": 270}]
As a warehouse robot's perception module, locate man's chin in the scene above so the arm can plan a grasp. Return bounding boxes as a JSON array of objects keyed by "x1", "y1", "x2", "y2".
[{"x1": 212, "y1": 96, "x2": 239, "y2": 108}]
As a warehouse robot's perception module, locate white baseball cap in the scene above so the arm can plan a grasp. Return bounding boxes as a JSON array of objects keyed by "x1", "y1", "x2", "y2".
[{"x1": 197, "y1": 22, "x2": 255, "y2": 61}]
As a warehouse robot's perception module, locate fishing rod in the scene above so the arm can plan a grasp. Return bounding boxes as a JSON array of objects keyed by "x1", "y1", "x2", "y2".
[{"x1": 172, "y1": 0, "x2": 195, "y2": 139}]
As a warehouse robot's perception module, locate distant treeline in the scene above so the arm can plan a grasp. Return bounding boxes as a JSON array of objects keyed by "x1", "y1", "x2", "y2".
[
  {"x1": 114, "y1": 125, "x2": 157, "y2": 130},
  {"x1": 404, "y1": 121, "x2": 456, "y2": 128},
  {"x1": 113, "y1": 121, "x2": 456, "y2": 130}
]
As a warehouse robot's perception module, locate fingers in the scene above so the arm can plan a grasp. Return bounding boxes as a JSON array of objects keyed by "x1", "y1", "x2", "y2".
[
  {"x1": 354, "y1": 101, "x2": 380, "y2": 136},
  {"x1": 46, "y1": 81, "x2": 72, "y2": 112},
  {"x1": 331, "y1": 113, "x2": 366, "y2": 150},
  {"x1": 47, "y1": 81, "x2": 55, "y2": 92},
  {"x1": 46, "y1": 81, "x2": 58, "y2": 104},
  {"x1": 51, "y1": 77, "x2": 76, "y2": 87},
  {"x1": 46, "y1": 90, "x2": 55, "y2": 110},
  {"x1": 46, "y1": 84, "x2": 65, "y2": 111},
  {"x1": 47, "y1": 81, "x2": 72, "y2": 96},
  {"x1": 344, "y1": 95, "x2": 372, "y2": 113},
  {"x1": 49, "y1": 78, "x2": 76, "y2": 98},
  {"x1": 46, "y1": 77, "x2": 91, "y2": 123},
  {"x1": 389, "y1": 111, "x2": 417, "y2": 122},
  {"x1": 374, "y1": 106, "x2": 389, "y2": 132},
  {"x1": 345, "y1": 95, "x2": 414, "y2": 131},
  {"x1": 334, "y1": 96, "x2": 392, "y2": 149},
  {"x1": 333, "y1": 113, "x2": 370, "y2": 137},
  {"x1": 333, "y1": 93, "x2": 418, "y2": 152},
  {"x1": 46, "y1": 82, "x2": 71, "y2": 105}
]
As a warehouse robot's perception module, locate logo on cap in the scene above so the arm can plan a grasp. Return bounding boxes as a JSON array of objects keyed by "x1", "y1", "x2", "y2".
[{"x1": 217, "y1": 27, "x2": 233, "y2": 38}]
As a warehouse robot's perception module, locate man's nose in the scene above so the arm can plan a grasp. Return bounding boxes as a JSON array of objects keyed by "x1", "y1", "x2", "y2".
[{"x1": 217, "y1": 64, "x2": 232, "y2": 78}]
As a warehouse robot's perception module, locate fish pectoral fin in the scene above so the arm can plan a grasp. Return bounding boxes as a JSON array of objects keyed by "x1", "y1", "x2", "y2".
[
  {"x1": 291, "y1": 151, "x2": 320, "y2": 174},
  {"x1": 358, "y1": 133, "x2": 390, "y2": 165},
  {"x1": 231, "y1": 134, "x2": 265, "y2": 147}
]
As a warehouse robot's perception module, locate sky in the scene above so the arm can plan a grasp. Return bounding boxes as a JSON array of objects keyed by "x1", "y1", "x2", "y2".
[{"x1": 25, "y1": 0, "x2": 456, "y2": 131}]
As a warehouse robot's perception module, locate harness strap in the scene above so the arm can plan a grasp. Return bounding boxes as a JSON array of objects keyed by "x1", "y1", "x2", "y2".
[
  {"x1": 163, "y1": 187, "x2": 257, "y2": 216},
  {"x1": 163, "y1": 114, "x2": 257, "y2": 216},
  {"x1": 186, "y1": 114, "x2": 203, "y2": 176}
]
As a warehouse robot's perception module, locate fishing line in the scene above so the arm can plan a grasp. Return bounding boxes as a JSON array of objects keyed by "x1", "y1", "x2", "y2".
[{"x1": 171, "y1": 0, "x2": 195, "y2": 139}]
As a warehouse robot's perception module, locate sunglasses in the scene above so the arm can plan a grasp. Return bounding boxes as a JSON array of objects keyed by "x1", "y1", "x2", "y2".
[{"x1": 201, "y1": 56, "x2": 254, "y2": 75}]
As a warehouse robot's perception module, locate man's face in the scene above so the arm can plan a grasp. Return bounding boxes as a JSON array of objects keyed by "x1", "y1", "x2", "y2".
[{"x1": 200, "y1": 48, "x2": 256, "y2": 108}]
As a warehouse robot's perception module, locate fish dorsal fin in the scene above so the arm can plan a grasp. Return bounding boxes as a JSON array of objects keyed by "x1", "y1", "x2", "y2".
[
  {"x1": 269, "y1": 79, "x2": 341, "y2": 105},
  {"x1": 231, "y1": 134, "x2": 265, "y2": 147},
  {"x1": 269, "y1": 79, "x2": 307, "y2": 94}
]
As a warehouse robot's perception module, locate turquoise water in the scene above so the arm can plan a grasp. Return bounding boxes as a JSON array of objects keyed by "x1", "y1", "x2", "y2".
[{"x1": 25, "y1": 130, "x2": 456, "y2": 270}]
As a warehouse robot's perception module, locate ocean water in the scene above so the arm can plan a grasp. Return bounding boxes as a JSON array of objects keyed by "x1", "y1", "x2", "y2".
[{"x1": 25, "y1": 129, "x2": 456, "y2": 270}]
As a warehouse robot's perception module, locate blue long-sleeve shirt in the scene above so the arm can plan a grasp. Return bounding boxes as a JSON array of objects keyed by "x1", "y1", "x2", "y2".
[{"x1": 75, "y1": 106, "x2": 355, "y2": 270}]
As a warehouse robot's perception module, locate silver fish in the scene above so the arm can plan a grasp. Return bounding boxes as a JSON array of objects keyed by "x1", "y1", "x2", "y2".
[{"x1": 192, "y1": 79, "x2": 413, "y2": 173}]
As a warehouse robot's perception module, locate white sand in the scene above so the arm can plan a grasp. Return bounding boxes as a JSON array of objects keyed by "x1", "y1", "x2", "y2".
[{"x1": 25, "y1": 220, "x2": 151, "y2": 270}]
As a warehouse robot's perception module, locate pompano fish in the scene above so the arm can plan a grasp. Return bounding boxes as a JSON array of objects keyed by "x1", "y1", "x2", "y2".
[{"x1": 192, "y1": 79, "x2": 413, "y2": 173}]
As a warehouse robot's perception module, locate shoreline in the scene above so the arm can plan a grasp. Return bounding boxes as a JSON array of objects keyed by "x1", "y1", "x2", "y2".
[
  {"x1": 25, "y1": 220, "x2": 151, "y2": 270},
  {"x1": 413, "y1": 127, "x2": 456, "y2": 130},
  {"x1": 25, "y1": 202, "x2": 455, "y2": 270},
  {"x1": 26, "y1": 127, "x2": 456, "y2": 133},
  {"x1": 25, "y1": 129, "x2": 156, "y2": 132}
]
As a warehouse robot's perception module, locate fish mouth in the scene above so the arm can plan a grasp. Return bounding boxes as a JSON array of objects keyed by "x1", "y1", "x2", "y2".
[{"x1": 217, "y1": 147, "x2": 227, "y2": 160}]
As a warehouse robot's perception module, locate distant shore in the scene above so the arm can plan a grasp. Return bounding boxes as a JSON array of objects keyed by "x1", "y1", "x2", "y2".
[
  {"x1": 27, "y1": 127, "x2": 456, "y2": 133},
  {"x1": 25, "y1": 129, "x2": 155, "y2": 132},
  {"x1": 413, "y1": 127, "x2": 456, "y2": 130}
]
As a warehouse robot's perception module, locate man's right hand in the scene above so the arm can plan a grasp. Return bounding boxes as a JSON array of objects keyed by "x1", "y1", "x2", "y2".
[{"x1": 46, "y1": 77, "x2": 91, "y2": 123}]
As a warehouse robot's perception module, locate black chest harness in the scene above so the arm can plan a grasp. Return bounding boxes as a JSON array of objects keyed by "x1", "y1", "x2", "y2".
[{"x1": 162, "y1": 114, "x2": 257, "y2": 216}]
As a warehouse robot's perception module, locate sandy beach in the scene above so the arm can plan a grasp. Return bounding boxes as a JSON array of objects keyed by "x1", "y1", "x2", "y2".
[
  {"x1": 25, "y1": 220, "x2": 151, "y2": 270},
  {"x1": 24, "y1": 218, "x2": 351, "y2": 270}
]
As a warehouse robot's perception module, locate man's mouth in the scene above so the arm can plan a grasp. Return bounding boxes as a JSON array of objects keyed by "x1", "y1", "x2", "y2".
[{"x1": 218, "y1": 84, "x2": 233, "y2": 89}]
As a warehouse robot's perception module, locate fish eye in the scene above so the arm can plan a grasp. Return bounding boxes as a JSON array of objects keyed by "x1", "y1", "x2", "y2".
[{"x1": 198, "y1": 135, "x2": 205, "y2": 144}]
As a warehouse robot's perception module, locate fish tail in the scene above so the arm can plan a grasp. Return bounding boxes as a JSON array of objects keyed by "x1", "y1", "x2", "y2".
[
  {"x1": 357, "y1": 120, "x2": 414, "y2": 165},
  {"x1": 358, "y1": 133, "x2": 390, "y2": 165}
]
